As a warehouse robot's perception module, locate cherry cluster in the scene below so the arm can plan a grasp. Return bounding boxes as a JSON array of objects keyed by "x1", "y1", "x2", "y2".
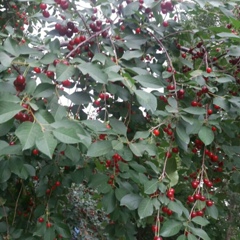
[
  {"x1": 160, "y1": 1, "x2": 174, "y2": 14},
  {"x1": 13, "y1": 75, "x2": 26, "y2": 92},
  {"x1": 14, "y1": 103, "x2": 34, "y2": 122},
  {"x1": 54, "y1": 0, "x2": 69, "y2": 10},
  {"x1": 166, "y1": 187, "x2": 175, "y2": 201},
  {"x1": 55, "y1": 21, "x2": 78, "y2": 38},
  {"x1": 39, "y1": 3, "x2": 50, "y2": 18},
  {"x1": 105, "y1": 153, "x2": 126, "y2": 181}
]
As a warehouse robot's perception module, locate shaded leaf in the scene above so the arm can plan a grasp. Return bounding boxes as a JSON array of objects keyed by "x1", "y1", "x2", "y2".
[
  {"x1": 138, "y1": 198, "x2": 154, "y2": 219},
  {"x1": 87, "y1": 141, "x2": 112, "y2": 157},
  {"x1": 160, "y1": 220, "x2": 182, "y2": 237},
  {"x1": 0, "y1": 102, "x2": 23, "y2": 124},
  {"x1": 36, "y1": 132, "x2": 57, "y2": 159},
  {"x1": 135, "y1": 90, "x2": 157, "y2": 113},
  {"x1": 198, "y1": 126, "x2": 214, "y2": 145},
  {"x1": 53, "y1": 128, "x2": 80, "y2": 144},
  {"x1": 15, "y1": 122, "x2": 42, "y2": 150},
  {"x1": 120, "y1": 193, "x2": 142, "y2": 210}
]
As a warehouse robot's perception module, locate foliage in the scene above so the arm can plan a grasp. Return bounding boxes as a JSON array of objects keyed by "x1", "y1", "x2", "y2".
[{"x1": 0, "y1": 0, "x2": 240, "y2": 239}]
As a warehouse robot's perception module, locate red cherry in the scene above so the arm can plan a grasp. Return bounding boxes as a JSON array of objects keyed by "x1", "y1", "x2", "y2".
[
  {"x1": 33, "y1": 67, "x2": 41, "y2": 73},
  {"x1": 191, "y1": 180, "x2": 200, "y2": 189},
  {"x1": 38, "y1": 217, "x2": 44, "y2": 223},
  {"x1": 42, "y1": 10, "x2": 50, "y2": 18},
  {"x1": 39, "y1": 3, "x2": 47, "y2": 10},
  {"x1": 46, "y1": 222, "x2": 52, "y2": 228},
  {"x1": 153, "y1": 237, "x2": 163, "y2": 240},
  {"x1": 172, "y1": 147, "x2": 178, "y2": 153},
  {"x1": 206, "y1": 67, "x2": 212, "y2": 73},
  {"x1": 163, "y1": 21, "x2": 169, "y2": 27},
  {"x1": 162, "y1": 206, "x2": 168, "y2": 213},
  {"x1": 62, "y1": 80, "x2": 71, "y2": 87},
  {"x1": 16, "y1": 75, "x2": 26, "y2": 85},
  {"x1": 135, "y1": 27, "x2": 141, "y2": 34},
  {"x1": 194, "y1": 193, "x2": 201, "y2": 200},
  {"x1": 167, "y1": 84, "x2": 175, "y2": 90},
  {"x1": 153, "y1": 129, "x2": 160, "y2": 136},
  {"x1": 181, "y1": 53, "x2": 186, "y2": 58},
  {"x1": 200, "y1": 195, "x2": 206, "y2": 201},
  {"x1": 151, "y1": 225, "x2": 158, "y2": 232},
  {"x1": 191, "y1": 101, "x2": 198, "y2": 107},
  {"x1": 55, "y1": 181, "x2": 61, "y2": 187},
  {"x1": 167, "y1": 209, "x2": 173, "y2": 216},
  {"x1": 212, "y1": 126, "x2": 217, "y2": 131},
  {"x1": 196, "y1": 210, "x2": 204, "y2": 217},
  {"x1": 32, "y1": 149, "x2": 39, "y2": 155},
  {"x1": 187, "y1": 195, "x2": 195, "y2": 203},
  {"x1": 46, "y1": 189, "x2": 51, "y2": 195},
  {"x1": 191, "y1": 211, "x2": 197, "y2": 218},
  {"x1": 207, "y1": 109, "x2": 213, "y2": 115},
  {"x1": 206, "y1": 200, "x2": 214, "y2": 207}
]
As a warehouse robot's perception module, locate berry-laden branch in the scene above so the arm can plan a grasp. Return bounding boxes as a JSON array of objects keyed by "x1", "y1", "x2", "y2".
[
  {"x1": 149, "y1": 32, "x2": 178, "y2": 99},
  {"x1": 71, "y1": 2, "x2": 91, "y2": 36},
  {"x1": 66, "y1": 25, "x2": 111, "y2": 59}
]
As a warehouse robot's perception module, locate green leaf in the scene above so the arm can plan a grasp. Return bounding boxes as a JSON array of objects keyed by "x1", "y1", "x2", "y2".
[
  {"x1": 0, "y1": 102, "x2": 23, "y2": 124},
  {"x1": 109, "y1": 118, "x2": 127, "y2": 136},
  {"x1": 144, "y1": 179, "x2": 159, "y2": 194},
  {"x1": 217, "y1": 32, "x2": 240, "y2": 38},
  {"x1": 0, "y1": 52, "x2": 13, "y2": 67},
  {"x1": 53, "y1": 127, "x2": 80, "y2": 144},
  {"x1": 87, "y1": 140, "x2": 112, "y2": 157},
  {"x1": 78, "y1": 62, "x2": 108, "y2": 84},
  {"x1": 68, "y1": 91, "x2": 92, "y2": 105},
  {"x1": 192, "y1": 216, "x2": 210, "y2": 226},
  {"x1": 34, "y1": 110, "x2": 54, "y2": 124},
  {"x1": 4, "y1": 38, "x2": 19, "y2": 56},
  {"x1": 36, "y1": 132, "x2": 57, "y2": 159},
  {"x1": 56, "y1": 63, "x2": 75, "y2": 82},
  {"x1": 138, "y1": 198, "x2": 154, "y2": 219},
  {"x1": 187, "y1": 233, "x2": 198, "y2": 240},
  {"x1": 168, "y1": 201, "x2": 182, "y2": 215},
  {"x1": 133, "y1": 75, "x2": 163, "y2": 88},
  {"x1": 15, "y1": 122, "x2": 42, "y2": 150},
  {"x1": 123, "y1": 1, "x2": 139, "y2": 15},
  {"x1": 206, "y1": 204, "x2": 218, "y2": 219},
  {"x1": 54, "y1": 222, "x2": 71, "y2": 238},
  {"x1": 0, "y1": 119, "x2": 14, "y2": 136},
  {"x1": 112, "y1": 140, "x2": 124, "y2": 150},
  {"x1": 198, "y1": 126, "x2": 214, "y2": 145},
  {"x1": 213, "y1": 97, "x2": 229, "y2": 111},
  {"x1": 44, "y1": 227, "x2": 55, "y2": 240},
  {"x1": 188, "y1": 226, "x2": 210, "y2": 240},
  {"x1": 92, "y1": 52, "x2": 107, "y2": 64},
  {"x1": 82, "y1": 119, "x2": 108, "y2": 132},
  {"x1": 176, "y1": 123, "x2": 190, "y2": 145},
  {"x1": 135, "y1": 90, "x2": 157, "y2": 113},
  {"x1": 182, "y1": 107, "x2": 205, "y2": 115},
  {"x1": 129, "y1": 142, "x2": 143, "y2": 157},
  {"x1": 40, "y1": 52, "x2": 58, "y2": 64},
  {"x1": 33, "y1": 83, "x2": 55, "y2": 98},
  {"x1": 177, "y1": 235, "x2": 187, "y2": 240},
  {"x1": 133, "y1": 131, "x2": 150, "y2": 140},
  {"x1": 160, "y1": 220, "x2": 182, "y2": 237},
  {"x1": 102, "y1": 189, "x2": 116, "y2": 214},
  {"x1": 121, "y1": 50, "x2": 143, "y2": 60},
  {"x1": 0, "y1": 161, "x2": 11, "y2": 183},
  {"x1": 123, "y1": 35, "x2": 147, "y2": 50},
  {"x1": 120, "y1": 193, "x2": 142, "y2": 210}
]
